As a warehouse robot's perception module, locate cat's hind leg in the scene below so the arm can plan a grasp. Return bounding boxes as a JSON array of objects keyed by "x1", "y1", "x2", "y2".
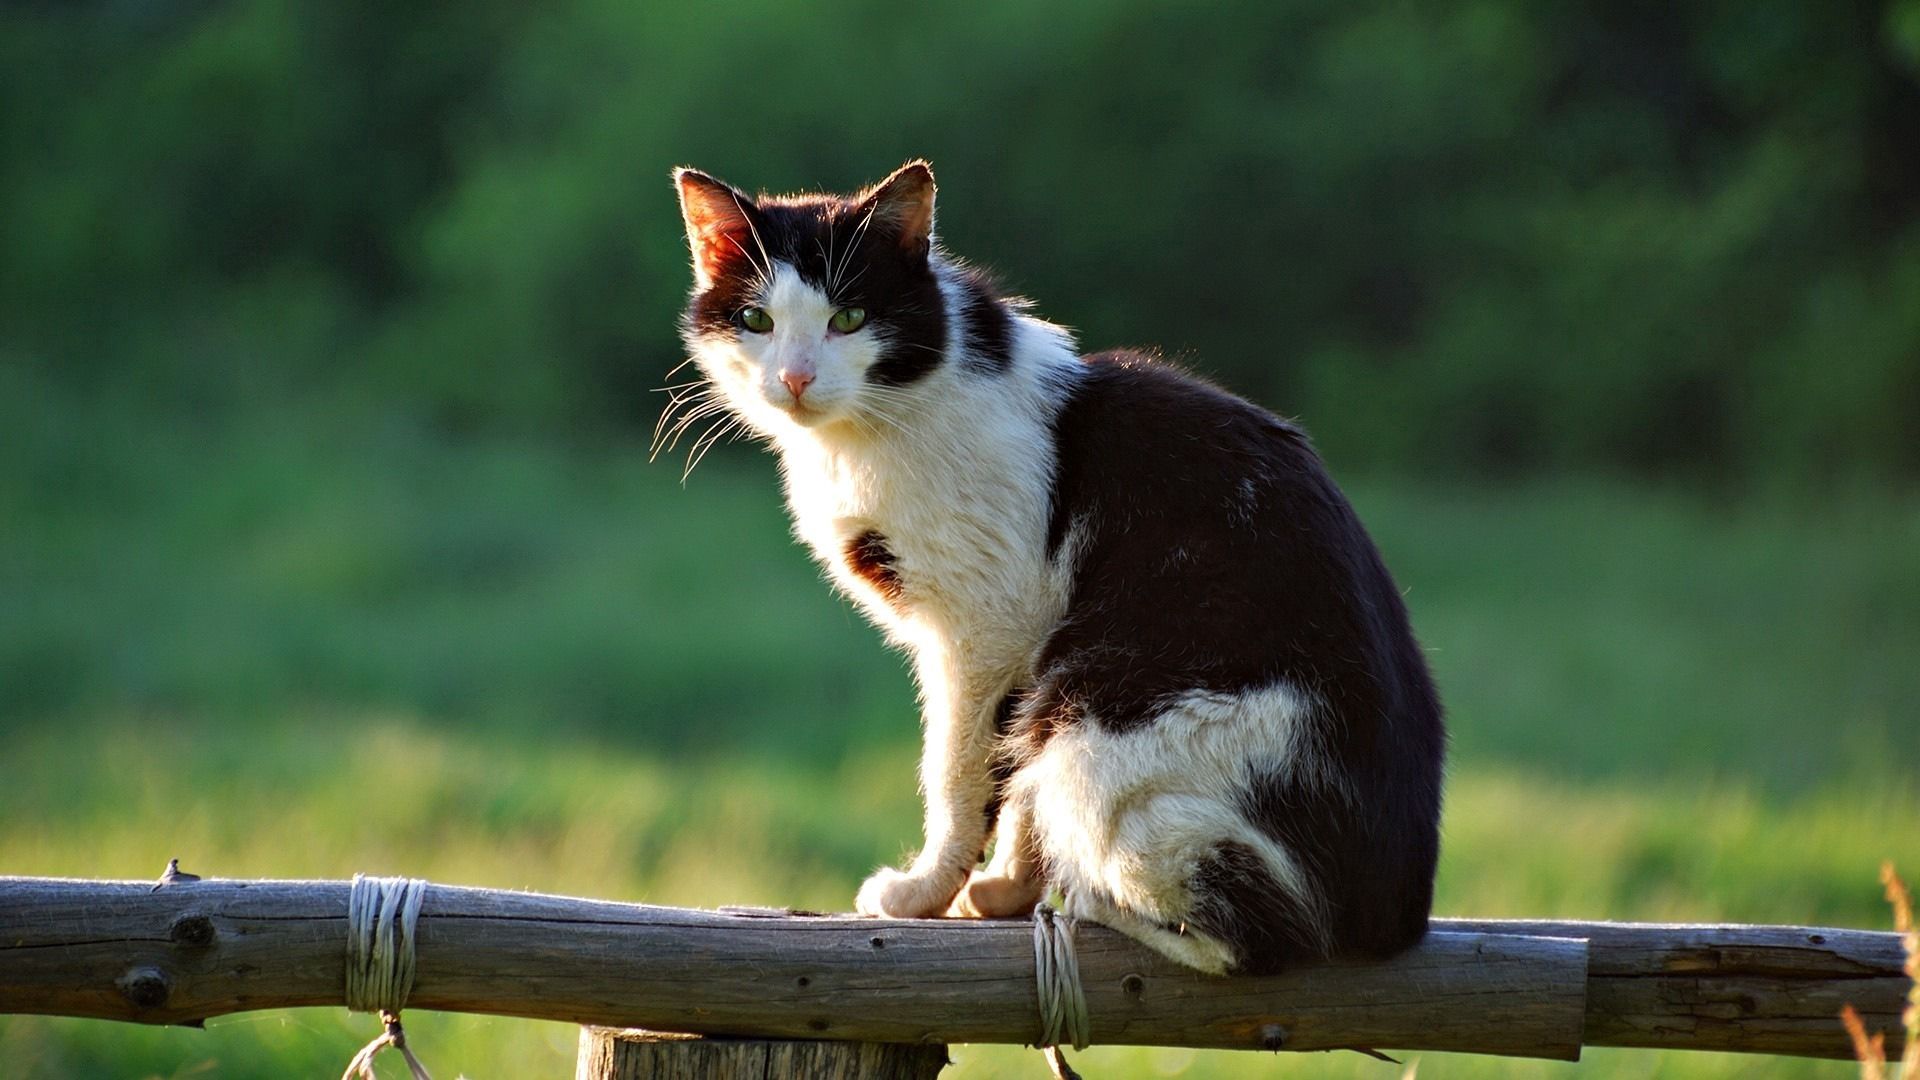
[
  {"x1": 1062, "y1": 886, "x2": 1237, "y2": 975},
  {"x1": 951, "y1": 775, "x2": 1241, "y2": 968},
  {"x1": 1033, "y1": 779, "x2": 1278, "y2": 974},
  {"x1": 1014, "y1": 684, "x2": 1333, "y2": 974}
]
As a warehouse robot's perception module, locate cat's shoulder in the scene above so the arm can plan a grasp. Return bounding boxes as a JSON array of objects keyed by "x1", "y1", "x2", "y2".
[
  {"x1": 1044, "y1": 348, "x2": 1345, "y2": 556},
  {"x1": 1054, "y1": 348, "x2": 1314, "y2": 460}
]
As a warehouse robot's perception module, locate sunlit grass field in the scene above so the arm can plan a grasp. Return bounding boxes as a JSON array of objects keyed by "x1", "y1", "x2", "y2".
[{"x1": 3, "y1": 397, "x2": 1916, "y2": 1076}]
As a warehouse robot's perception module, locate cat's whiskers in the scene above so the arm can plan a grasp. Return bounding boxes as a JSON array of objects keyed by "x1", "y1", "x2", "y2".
[
  {"x1": 887, "y1": 340, "x2": 947, "y2": 360},
  {"x1": 682, "y1": 412, "x2": 750, "y2": 482},
  {"x1": 827, "y1": 215, "x2": 840, "y2": 286},
  {"x1": 650, "y1": 391, "x2": 705, "y2": 456},
  {"x1": 678, "y1": 411, "x2": 729, "y2": 473},
  {"x1": 857, "y1": 383, "x2": 932, "y2": 432},
  {"x1": 652, "y1": 379, "x2": 707, "y2": 399},
  {"x1": 831, "y1": 263, "x2": 871, "y2": 303},
  {"x1": 841, "y1": 393, "x2": 937, "y2": 491},
  {"x1": 723, "y1": 236, "x2": 774, "y2": 295},
  {"x1": 661, "y1": 400, "x2": 733, "y2": 454},
  {"x1": 831, "y1": 204, "x2": 881, "y2": 295},
  {"x1": 814, "y1": 237, "x2": 834, "y2": 295},
  {"x1": 651, "y1": 380, "x2": 715, "y2": 437},
  {"x1": 820, "y1": 223, "x2": 850, "y2": 300},
  {"x1": 653, "y1": 392, "x2": 731, "y2": 460},
  {"x1": 731, "y1": 192, "x2": 777, "y2": 287}
]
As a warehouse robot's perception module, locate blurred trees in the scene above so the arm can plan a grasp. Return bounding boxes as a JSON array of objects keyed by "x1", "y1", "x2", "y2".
[{"x1": 4, "y1": 0, "x2": 1917, "y2": 482}]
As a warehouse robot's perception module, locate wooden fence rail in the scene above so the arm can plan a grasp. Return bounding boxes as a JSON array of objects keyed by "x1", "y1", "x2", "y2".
[{"x1": 0, "y1": 876, "x2": 1909, "y2": 1067}]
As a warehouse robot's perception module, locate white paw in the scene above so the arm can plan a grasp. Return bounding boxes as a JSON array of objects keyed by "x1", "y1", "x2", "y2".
[
  {"x1": 947, "y1": 871, "x2": 1046, "y2": 918},
  {"x1": 854, "y1": 866, "x2": 963, "y2": 918}
]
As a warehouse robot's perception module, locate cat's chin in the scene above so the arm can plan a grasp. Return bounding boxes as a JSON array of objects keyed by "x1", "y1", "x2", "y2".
[{"x1": 775, "y1": 399, "x2": 855, "y2": 434}]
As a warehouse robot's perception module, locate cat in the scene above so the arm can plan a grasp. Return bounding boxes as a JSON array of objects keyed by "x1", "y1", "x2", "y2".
[{"x1": 670, "y1": 160, "x2": 1445, "y2": 975}]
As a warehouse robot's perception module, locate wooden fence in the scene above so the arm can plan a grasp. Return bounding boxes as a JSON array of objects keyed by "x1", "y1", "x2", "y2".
[{"x1": 0, "y1": 876, "x2": 1910, "y2": 1076}]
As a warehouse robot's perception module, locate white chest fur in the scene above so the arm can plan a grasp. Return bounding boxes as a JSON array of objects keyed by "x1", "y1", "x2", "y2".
[{"x1": 775, "y1": 321, "x2": 1081, "y2": 678}]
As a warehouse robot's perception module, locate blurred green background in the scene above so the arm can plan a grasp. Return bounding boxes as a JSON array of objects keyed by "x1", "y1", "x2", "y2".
[{"x1": 2, "y1": 1, "x2": 1917, "y2": 1077}]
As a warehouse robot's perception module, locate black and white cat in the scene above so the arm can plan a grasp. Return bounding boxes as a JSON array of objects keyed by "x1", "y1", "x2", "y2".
[{"x1": 672, "y1": 161, "x2": 1445, "y2": 975}]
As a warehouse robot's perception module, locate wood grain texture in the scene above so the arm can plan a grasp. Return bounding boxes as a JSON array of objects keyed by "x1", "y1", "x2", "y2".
[
  {"x1": 0, "y1": 876, "x2": 1906, "y2": 1062},
  {"x1": 576, "y1": 1029, "x2": 949, "y2": 1080},
  {"x1": 1439, "y1": 918, "x2": 1913, "y2": 1058}
]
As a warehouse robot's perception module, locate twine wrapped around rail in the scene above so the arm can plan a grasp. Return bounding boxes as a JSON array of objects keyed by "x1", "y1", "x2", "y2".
[
  {"x1": 340, "y1": 874, "x2": 433, "y2": 1080},
  {"x1": 1031, "y1": 903, "x2": 1090, "y2": 1051},
  {"x1": 1032, "y1": 902, "x2": 1091, "y2": 1078}
]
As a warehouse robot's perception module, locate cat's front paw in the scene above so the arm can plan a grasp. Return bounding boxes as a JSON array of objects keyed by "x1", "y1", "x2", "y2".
[{"x1": 854, "y1": 866, "x2": 964, "y2": 918}]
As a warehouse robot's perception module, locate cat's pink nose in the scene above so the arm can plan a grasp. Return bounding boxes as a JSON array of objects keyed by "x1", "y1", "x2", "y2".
[{"x1": 780, "y1": 368, "x2": 816, "y2": 400}]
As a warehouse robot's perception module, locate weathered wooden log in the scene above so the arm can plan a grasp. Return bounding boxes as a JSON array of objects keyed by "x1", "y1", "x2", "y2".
[
  {"x1": 576, "y1": 1029, "x2": 949, "y2": 1080},
  {"x1": 0, "y1": 876, "x2": 1587, "y2": 1060},
  {"x1": 1443, "y1": 917, "x2": 1913, "y2": 1059},
  {"x1": 0, "y1": 876, "x2": 1908, "y2": 1061}
]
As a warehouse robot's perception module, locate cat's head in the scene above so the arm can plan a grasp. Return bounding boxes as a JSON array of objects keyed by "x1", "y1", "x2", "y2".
[{"x1": 672, "y1": 161, "x2": 946, "y2": 440}]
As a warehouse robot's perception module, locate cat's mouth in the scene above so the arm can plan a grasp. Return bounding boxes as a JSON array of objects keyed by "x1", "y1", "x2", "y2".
[{"x1": 780, "y1": 398, "x2": 828, "y2": 425}]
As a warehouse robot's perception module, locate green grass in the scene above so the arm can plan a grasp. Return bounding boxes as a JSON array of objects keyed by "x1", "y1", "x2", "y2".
[{"x1": 2, "y1": 399, "x2": 1916, "y2": 1076}]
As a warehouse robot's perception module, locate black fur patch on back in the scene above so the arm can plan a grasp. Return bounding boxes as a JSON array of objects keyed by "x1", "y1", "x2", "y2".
[
  {"x1": 1017, "y1": 349, "x2": 1446, "y2": 968},
  {"x1": 680, "y1": 191, "x2": 947, "y2": 387}
]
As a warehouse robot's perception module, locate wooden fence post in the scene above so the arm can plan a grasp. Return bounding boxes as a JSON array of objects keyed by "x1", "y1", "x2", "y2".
[{"x1": 577, "y1": 1028, "x2": 948, "y2": 1079}]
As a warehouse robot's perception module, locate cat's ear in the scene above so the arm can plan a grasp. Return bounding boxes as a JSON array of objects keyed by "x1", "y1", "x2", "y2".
[
  {"x1": 674, "y1": 167, "x2": 760, "y2": 289},
  {"x1": 858, "y1": 160, "x2": 936, "y2": 255}
]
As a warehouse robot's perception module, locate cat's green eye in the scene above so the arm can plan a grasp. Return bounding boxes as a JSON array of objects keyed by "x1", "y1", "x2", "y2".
[
  {"x1": 737, "y1": 306, "x2": 773, "y2": 333},
  {"x1": 830, "y1": 306, "x2": 867, "y2": 334}
]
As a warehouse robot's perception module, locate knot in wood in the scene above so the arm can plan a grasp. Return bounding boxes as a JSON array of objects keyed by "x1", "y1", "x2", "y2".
[
  {"x1": 169, "y1": 913, "x2": 216, "y2": 947},
  {"x1": 1259, "y1": 1023, "x2": 1288, "y2": 1051},
  {"x1": 117, "y1": 965, "x2": 173, "y2": 1009}
]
